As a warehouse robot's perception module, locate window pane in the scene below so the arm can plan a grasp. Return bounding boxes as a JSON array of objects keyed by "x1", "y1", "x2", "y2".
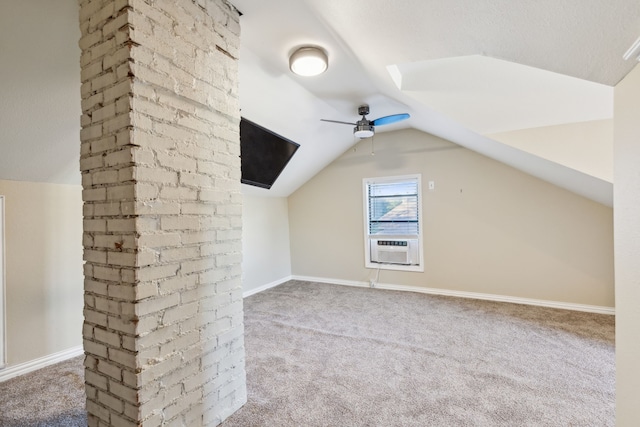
[
  {"x1": 370, "y1": 221, "x2": 418, "y2": 235},
  {"x1": 369, "y1": 196, "x2": 417, "y2": 221},
  {"x1": 369, "y1": 181, "x2": 417, "y2": 197},
  {"x1": 368, "y1": 179, "x2": 419, "y2": 235}
]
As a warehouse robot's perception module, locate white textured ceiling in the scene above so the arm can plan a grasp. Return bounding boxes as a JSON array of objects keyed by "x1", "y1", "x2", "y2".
[
  {"x1": 233, "y1": 0, "x2": 640, "y2": 204},
  {"x1": 302, "y1": 0, "x2": 639, "y2": 86},
  {"x1": 1, "y1": 0, "x2": 638, "y2": 206},
  {"x1": 391, "y1": 55, "x2": 613, "y2": 135}
]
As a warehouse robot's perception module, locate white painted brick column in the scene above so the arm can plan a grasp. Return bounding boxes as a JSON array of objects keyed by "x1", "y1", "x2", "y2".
[{"x1": 78, "y1": 0, "x2": 245, "y2": 425}]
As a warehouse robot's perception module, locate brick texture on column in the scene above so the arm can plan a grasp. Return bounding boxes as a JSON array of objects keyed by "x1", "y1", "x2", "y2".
[{"x1": 78, "y1": 0, "x2": 245, "y2": 425}]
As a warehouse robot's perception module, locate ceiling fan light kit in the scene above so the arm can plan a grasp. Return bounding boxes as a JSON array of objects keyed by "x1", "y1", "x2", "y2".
[
  {"x1": 354, "y1": 123, "x2": 375, "y2": 138},
  {"x1": 289, "y1": 46, "x2": 328, "y2": 76}
]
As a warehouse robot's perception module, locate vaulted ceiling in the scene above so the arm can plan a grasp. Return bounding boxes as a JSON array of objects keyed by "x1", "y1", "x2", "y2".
[
  {"x1": 1, "y1": 0, "x2": 638, "y2": 206},
  {"x1": 232, "y1": 0, "x2": 640, "y2": 205}
]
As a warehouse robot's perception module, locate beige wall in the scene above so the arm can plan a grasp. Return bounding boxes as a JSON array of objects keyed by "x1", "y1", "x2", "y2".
[
  {"x1": 289, "y1": 129, "x2": 614, "y2": 307},
  {"x1": 614, "y1": 63, "x2": 640, "y2": 425},
  {"x1": 0, "y1": 180, "x2": 83, "y2": 366},
  {"x1": 242, "y1": 194, "x2": 292, "y2": 294},
  {"x1": 488, "y1": 119, "x2": 613, "y2": 183}
]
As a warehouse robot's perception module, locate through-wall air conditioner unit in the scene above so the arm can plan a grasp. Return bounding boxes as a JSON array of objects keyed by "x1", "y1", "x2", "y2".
[{"x1": 369, "y1": 238, "x2": 419, "y2": 266}]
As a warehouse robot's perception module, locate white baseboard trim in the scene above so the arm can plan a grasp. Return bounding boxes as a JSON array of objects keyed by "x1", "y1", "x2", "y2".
[
  {"x1": 243, "y1": 275, "x2": 292, "y2": 298},
  {"x1": 291, "y1": 275, "x2": 615, "y2": 315},
  {"x1": 292, "y1": 275, "x2": 368, "y2": 289},
  {"x1": 0, "y1": 345, "x2": 84, "y2": 383}
]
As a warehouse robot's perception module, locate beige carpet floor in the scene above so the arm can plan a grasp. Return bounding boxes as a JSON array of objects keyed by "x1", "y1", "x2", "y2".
[
  {"x1": 0, "y1": 280, "x2": 615, "y2": 426},
  {"x1": 222, "y1": 281, "x2": 614, "y2": 426},
  {"x1": 0, "y1": 356, "x2": 86, "y2": 426}
]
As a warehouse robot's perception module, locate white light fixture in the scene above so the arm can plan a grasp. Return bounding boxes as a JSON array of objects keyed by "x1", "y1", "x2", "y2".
[
  {"x1": 289, "y1": 47, "x2": 328, "y2": 76},
  {"x1": 354, "y1": 123, "x2": 374, "y2": 138}
]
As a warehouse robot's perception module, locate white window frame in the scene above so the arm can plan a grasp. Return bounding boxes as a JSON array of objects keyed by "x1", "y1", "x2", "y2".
[
  {"x1": 363, "y1": 174, "x2": 424, "y2": 272},
  {"x1": 0, "y1": 196, "x2": 5, "y2": 369}
]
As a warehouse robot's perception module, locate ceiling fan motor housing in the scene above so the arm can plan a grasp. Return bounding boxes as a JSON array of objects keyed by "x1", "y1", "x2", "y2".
[{"x1": 355, "y1": 105, "x2": 374, "y2": 137}]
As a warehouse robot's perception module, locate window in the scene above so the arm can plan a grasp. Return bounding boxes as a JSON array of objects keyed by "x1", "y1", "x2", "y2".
[{"x1": 363, "y1": 175, "x2": 423, "y2": 272}]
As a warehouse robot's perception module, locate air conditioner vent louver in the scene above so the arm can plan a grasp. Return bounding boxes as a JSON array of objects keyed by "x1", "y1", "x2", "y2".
[{"x1": 378, "y1": 249, "x2": 410, "y2": 264}]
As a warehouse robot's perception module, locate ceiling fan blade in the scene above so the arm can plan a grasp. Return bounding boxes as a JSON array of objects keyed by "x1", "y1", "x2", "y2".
[
  {"x1": 320, "y1": 119, "x2": 357, "y2": 126},
  {"x1": 371, "y1": 113, "x2": 410, "y2": 126}
]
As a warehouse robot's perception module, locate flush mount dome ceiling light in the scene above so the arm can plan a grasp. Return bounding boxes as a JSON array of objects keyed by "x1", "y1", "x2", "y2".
[{"x1": 289, "y1": 46, "x2": 328, "y2": 76}]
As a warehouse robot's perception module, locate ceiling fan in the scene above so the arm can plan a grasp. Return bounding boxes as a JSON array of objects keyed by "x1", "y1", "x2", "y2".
[{"x1": 321, "y1": 104, "x2": 410, "y2": 138}]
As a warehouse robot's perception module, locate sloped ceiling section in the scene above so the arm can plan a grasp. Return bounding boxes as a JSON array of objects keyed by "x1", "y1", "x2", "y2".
[
  {"x1": 234, "y1": 0, "x2": 640, "y2": 206},
  {"x1": 239, "y1": 48, "x2": 356, "y2": 197},
  {"x1": 389, "y1": 55, "x2": 613, "y2": 135},
  {"x1": 0, "y1": 0, "x2": 637, "y2": 206}
]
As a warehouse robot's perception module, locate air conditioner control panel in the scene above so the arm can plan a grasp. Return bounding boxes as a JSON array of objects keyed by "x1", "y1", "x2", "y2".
[{"x1": 377, "y1": 240, "x2": 408, "y2": 247}]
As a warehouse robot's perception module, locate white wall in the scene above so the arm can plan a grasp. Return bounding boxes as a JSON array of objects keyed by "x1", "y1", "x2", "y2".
[
  {"x1": 614, "y1": 63, "x2": 640, "y2": 426},
  {"x1": 0, "y1": 0, "x2": 81, "y2": 185},
  {"x1": 0, "y1": 0, "x2": 83, "y2": 370},
  {"x1": 0, "y1": 180, "x2": 84, "y2": 366},
  {"x1": 242, "y1": 193, "x2": 292, "y2": 294},
  {"x1": 289, "y1": 129, "x2": 614, "y2": 308},
  {"x1": 0, "y1": 196, "x2": 5, "y2": 367},
  {"x1": 488, "y1": 119, "x2": 613, "y2": 183}
]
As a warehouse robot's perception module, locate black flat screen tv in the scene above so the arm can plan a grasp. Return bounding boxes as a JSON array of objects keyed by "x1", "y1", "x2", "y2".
[{"x1": 240, "y1": 117, "x2": 300, "y2": 189}]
